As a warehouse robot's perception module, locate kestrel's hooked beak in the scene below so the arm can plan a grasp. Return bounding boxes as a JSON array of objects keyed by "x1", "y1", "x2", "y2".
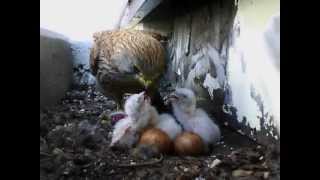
[
  {"x1": 163, "y1": 92, "x2": 179, "y2": 105},
  {"x1": 136, "y1": 75, "x2": 153, "y2": 89}
]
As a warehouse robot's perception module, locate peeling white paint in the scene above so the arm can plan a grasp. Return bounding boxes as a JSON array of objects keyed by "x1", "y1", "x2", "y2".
[
  {"x1": 203, "y1": 73, "x2": 220, "y2": 100},
  {"x1": 206, "y1": 44, "x2": 227, "y2": 87},
  {"x1": 227, "y1": 2, "x2": 280, "y2": 135},
  {"x1": 228, "y1": 39, "x2": 261, "y2": 131},
  {"x1": 185, "y1": 54, "x2": 210, "y2": 90},
  {"x1": 222, "y1": 104, "x2": 233, "y2": 116},
  {"x1": 177, "y1": 68, "x2": 181, "y2": 76}
]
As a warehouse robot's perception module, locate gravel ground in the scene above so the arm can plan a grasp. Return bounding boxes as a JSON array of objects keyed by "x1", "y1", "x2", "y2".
[{"x1": 40, "y1": 85, "x2": 280, "y2": 180}]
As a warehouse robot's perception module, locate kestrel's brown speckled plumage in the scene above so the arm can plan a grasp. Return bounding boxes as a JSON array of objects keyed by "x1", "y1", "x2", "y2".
[{"x1": 90, "y1": 30, "x2": 166, "y2": 107}]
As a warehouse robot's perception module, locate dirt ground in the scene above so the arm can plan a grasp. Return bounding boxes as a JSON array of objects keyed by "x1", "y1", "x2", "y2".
[{"x1": 40, "y1": 85, "x2": 280, "y2": 180}]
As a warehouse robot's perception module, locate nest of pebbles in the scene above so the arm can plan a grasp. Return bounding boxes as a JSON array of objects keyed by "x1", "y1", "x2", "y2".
[{"x1": 40, "y1": 85, "x2": 280, "y2": 180}]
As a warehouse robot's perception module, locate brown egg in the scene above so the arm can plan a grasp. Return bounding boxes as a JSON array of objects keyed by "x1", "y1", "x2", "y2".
[
  {"x1": 138, "y1": 128, "x2": 173, "y2": 154},
  {"x1": 174, "y1": 132, "x2": 205, "y2": 156}
]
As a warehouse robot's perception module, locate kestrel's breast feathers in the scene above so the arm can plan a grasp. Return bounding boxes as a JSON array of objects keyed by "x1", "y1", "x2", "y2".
[{"x1": 90, "y1": 30, "x2": 165, "y2": 80}]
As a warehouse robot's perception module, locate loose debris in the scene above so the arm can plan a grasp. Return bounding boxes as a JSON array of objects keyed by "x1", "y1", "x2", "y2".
[{"x1": 40, "y1": 85, "x2": 280, "y2": 180}]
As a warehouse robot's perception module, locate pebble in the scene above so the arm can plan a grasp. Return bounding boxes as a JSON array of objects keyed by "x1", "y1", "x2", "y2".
[
  {"x1": 209, "y1": 159, "x2": 221, "y2": 168},
  {"x1": 237, "y1": 130, "x2": 245, "y2": 135},
  {"x1": 52, "y1": 148, "x2": 63, "y2": 155},
  {"x1": 195, "y1": 176, "x2": 205, "y2": 180},
  {"x1": 232, "y1": 169, "x2": 253, "y2": 177}
]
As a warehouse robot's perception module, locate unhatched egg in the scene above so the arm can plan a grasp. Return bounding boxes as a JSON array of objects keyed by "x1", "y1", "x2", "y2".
[
  {"x1": 174, "y1": 132, "x2": 205, "y2": 156},
  {"x1": 138, "y1": 128, "x2": 173, "y2": 154}
]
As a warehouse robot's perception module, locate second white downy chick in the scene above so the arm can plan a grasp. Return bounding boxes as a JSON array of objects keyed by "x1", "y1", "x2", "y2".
[
  {"x1": 165, "y1": 88, "x2": 221, "y2": 147},
  {"x1": 156, "y1": 113, "x2": 182, "y2": 140}
]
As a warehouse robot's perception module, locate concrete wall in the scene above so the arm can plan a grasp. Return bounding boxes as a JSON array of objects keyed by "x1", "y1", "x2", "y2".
[{"x1": 40, "y1": 28, "x2": 73, "y2": 108}]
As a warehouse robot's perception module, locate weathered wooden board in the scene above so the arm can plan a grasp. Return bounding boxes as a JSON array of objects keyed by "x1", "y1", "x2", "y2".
[{"x1": 120, "y1": 0, "x2": 280, "y2": 148}]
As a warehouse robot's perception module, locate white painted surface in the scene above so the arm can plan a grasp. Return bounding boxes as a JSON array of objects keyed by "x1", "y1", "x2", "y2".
[
  {"x1": 40, "y1": 0, "x2": 127, "y2": 41},
  {"x1": 227, "y1": 0, "x2": 280, "y2": 135},
  {"x1": 40, "y1": 0, "x2": 128, "y2": 85}
]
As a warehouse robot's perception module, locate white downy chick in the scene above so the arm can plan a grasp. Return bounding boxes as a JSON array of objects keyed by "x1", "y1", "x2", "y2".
[
  {"x1": 110, "y1": 91, "x2": 159, "y2": 149},
  {"x1": 166, "y1": 88, "x2": 221, "y2": 146},
  {"x1": 124, "y1": 91, "x2": 159, "y2": 130},
  {"x1": 156, "y1": 113, "x2": 182, "y2": 140},
  {"x1": 109, "y1": 117, "x2": 139, "y2": 149}
]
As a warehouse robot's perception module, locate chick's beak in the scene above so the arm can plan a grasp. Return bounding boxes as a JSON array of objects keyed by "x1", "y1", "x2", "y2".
[
  {"x1": 142, "y1": 92, "x2": 151, "y2": 103},
  {"x1": 164, "y1": 92, "x2": 179, "y2": 105},
  {"x1": 136, "y1": 75, "x2": 152, "y2": 89}
]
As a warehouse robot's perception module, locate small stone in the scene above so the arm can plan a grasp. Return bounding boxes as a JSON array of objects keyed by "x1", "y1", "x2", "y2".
[
  {"x1": 263, "y1": 172, "x2": 270, "y2": 179},
  {"x1": 262, "y1": 162, "x2": 268, "y2": 168},
  {"x1": 259, "y1": 156, "x2": 264, "y2": 161},
  {"x1": 52, "y1": 148, "x2": 63, "y2": 155},
  {"x1": 209, "y1": 159, "x2": 221, "y2": 168},
  {"x1": 136, "y1": 170, "x2": 148, "y2": 177},
  {"x1": 232, "y1": 169, "x2": 253, "y2": 177},
  {"x1": 176, "y1": 174, "x2": 191, "y2": 180},
  {"x1": 183, "y1": 168, "x2": 189, "y2": 172},
  {"x1": 237, "y1": 130, "x2": 245, "y2": 135},
  {"x1": 195, "y1": 176, "x2": 205, "y2": 180}
]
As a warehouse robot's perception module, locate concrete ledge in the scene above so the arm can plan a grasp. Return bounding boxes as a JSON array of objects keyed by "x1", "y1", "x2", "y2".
[{"x1": 40, "y1": 28, "x2": 73, "y2": 108}]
